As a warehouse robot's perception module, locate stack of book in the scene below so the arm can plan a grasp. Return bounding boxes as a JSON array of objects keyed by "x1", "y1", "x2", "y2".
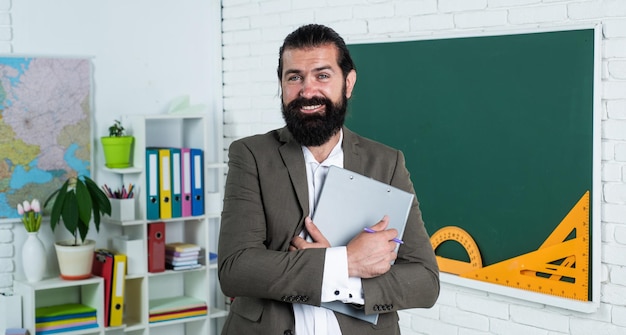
[
  {"x1": 148, "y1": 296, "x2": 207, "y2": 323},
  {"x1": 35, "y1": 303, "x2": 98, "y2": 334},
  {"x1": 165, "y1": 242, "x2": 202, "y2": 271}
]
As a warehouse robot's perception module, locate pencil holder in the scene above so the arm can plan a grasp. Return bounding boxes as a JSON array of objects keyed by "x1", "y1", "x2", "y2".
[{"x1": 109, "y1": 198, "x2": 136, "y2": 222}]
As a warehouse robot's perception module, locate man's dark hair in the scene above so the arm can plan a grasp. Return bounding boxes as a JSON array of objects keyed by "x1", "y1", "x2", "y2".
[{"x1": 277, "y1": 24, "x2": 356, "y2": 81}]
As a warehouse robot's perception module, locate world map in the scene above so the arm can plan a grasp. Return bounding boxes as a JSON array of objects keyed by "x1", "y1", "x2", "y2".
[{"x1": 0, "y1": 57, "x2": 91, "y2": 219}]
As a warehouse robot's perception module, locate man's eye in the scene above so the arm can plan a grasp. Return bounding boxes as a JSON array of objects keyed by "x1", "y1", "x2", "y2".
[
  {"x1": 318, "y1": 74, "x2": 329, "y2": 79},
  {"x1": 287, "y1": 75, "x2": 301, "y2": 82}
]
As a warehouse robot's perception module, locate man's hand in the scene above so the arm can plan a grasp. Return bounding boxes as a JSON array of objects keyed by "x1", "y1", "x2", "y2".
[
  {"x1": 289, "y1": 217, "x2": 331, "y2": 250},
  {"x1": 346, "y1": 216, "x2": 398, "y2": 278}
]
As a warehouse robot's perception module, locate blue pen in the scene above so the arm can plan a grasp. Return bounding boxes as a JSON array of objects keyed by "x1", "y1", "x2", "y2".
[{"x1": 363, "y1": 227, "x2": 404, "y2": 244}]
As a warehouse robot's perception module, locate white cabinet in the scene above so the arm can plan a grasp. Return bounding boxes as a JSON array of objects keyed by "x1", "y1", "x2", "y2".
[
  {"x1": 14, "y1": 277, "x2": 105, "y2": 335},
  {"x1": 101, "y1": 114, "x2": 226, "y2": 335}
]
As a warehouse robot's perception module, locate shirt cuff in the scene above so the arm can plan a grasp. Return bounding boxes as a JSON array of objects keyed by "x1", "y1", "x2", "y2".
[{"x1": 321, "y1": 247, "x2": 365, "y2": 304}]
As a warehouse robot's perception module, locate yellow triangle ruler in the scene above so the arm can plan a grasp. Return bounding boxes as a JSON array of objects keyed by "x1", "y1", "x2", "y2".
[{"x1": 431, "y1": 190, "x2": 590, "y2": 301}]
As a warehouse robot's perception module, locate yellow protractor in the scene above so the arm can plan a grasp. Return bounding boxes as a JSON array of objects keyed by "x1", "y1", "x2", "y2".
[{"x1": 430, "y1": 226, "x2": 483, "y2": 275}]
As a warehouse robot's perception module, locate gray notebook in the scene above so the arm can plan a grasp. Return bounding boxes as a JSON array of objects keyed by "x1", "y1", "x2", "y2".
[{"x1": 311, "y1": 165, "x2": 414, "y2": 324}]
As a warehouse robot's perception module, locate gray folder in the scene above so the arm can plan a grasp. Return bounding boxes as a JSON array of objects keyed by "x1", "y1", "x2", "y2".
[{"x1": 311, "y1": 165, "x2": 414, "y2": 324}]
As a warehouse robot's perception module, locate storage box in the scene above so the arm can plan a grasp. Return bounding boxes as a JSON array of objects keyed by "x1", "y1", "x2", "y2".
[
  {"x1": 0, "y1": 293, "x2": 22, "y2": 331},
  {"x1": 109, "y1": 198, "x2": 136, "y2": 222},
  {"x1": 112, "y1": 236, "x2": 144, "y2": 275}
]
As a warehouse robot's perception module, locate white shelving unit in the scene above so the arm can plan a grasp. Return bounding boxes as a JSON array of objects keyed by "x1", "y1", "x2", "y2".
[{"x1": 100, "y1": 113, "x2": 227, "y2": 335}]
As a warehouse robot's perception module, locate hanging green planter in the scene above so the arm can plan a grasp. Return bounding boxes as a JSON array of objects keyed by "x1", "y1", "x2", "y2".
[{"x1": 101, "y1": 120, "x2": 134, "y2": 168}]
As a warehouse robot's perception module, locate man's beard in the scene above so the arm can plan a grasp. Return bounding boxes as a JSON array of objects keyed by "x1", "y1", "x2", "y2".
[{"x1": 281, "y1": 94, "x2": 347, "y2": 147}]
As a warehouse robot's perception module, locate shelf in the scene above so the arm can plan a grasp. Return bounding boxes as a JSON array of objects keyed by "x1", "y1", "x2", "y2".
[
  {"x1": 209, "y1": 308, "x2": 228, "y2": 319},
  {"x1": 103, "y1": 166, "x2": 143, "y2": 174},
  {"x1": 206, "y1": 162, "x2": 227, "y2": 169},
  {"x1": 147, "y1": 266, "x2": 206, "y2": 277},
  {"x1": 17, "y1": 276, "x2": 102, "y2": 290}
]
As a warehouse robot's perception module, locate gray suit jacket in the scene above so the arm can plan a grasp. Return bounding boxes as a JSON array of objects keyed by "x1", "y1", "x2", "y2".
[{"x1": 218, "y1": 127, "x2": 439, "y2": 335}]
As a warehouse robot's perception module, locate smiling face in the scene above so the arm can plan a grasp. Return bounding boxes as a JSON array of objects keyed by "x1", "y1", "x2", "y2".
[{"x1": 280, "y1": 43, "x2": 356, "y2": 146}]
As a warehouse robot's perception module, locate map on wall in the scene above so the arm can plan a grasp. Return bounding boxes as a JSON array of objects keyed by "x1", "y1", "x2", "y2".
[{"x1": 0, "y1": 57, "x2": 92, "y2": 219}]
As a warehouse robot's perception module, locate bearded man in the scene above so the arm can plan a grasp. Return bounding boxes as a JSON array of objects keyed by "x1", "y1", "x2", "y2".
[{"x1": 218, "y1": 24, "x2": 439, "y2": 335}]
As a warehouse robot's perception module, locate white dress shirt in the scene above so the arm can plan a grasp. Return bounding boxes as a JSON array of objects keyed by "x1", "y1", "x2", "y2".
[{"x1": 293, "y1": 131, "x2": 365, "y2": 335}]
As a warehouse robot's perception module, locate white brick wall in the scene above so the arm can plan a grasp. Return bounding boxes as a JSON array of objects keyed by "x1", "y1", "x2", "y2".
[{"x1": 222, "y1": 0, "x2": 626, "y2": 333}]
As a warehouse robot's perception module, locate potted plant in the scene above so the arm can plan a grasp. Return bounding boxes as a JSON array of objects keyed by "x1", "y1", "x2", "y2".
[
  {"x1": 101, "y1": 119, "x2": 134, "y2": 168},
  {"x1": 44, "y1": 175, "x2": 112, "y2": 280}
]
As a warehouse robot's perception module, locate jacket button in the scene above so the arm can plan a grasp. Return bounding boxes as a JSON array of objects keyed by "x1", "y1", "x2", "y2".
[{"x1": 284, "y1": 330, "x2": 294, "y2": 335}]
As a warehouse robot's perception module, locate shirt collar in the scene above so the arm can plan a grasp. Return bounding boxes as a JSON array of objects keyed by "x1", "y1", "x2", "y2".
[{"x1": 302, "y1": 130, "x2": 344, "y2": 167}]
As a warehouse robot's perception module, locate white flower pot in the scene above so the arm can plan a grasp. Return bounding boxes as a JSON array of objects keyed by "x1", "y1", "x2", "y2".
[
  {"x1": 54, "y1": 239, "x2": 96, "y2": 280},
  {"x1": 22, "y1": 232, "x2": 47, "y2": 283}
]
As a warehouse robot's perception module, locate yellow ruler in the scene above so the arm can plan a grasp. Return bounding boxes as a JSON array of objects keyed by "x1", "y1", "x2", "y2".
[{"x1": 431, "y1": 190, "x2": 590, "y2": 301}]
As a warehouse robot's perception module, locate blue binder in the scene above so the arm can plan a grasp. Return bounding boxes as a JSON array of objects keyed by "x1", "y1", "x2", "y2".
[
  {"x1": 170, "y1": 148, "x2": 182, "y2": 218},
  {"x1": 190, "y1": 148, "x2": 204, "y2": 216},
  {"x1": 146, "y1": 148, "x2": 160, "y2": 220}
]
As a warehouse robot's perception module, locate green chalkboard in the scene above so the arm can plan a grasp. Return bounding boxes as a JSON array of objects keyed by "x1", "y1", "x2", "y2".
[{"x1": 346, "y1": 29, "x2": 595, "y2": 270}]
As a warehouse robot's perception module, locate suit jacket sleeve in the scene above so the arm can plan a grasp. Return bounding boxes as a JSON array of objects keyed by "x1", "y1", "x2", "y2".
[{"x1": 218, "y1": 135, "x2": 326, "y2": 307}]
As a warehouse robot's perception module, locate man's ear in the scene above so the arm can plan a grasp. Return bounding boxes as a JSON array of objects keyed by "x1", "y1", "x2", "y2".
[{"x1": 345, "y1": 70, "x2": 357, "y2": 99}]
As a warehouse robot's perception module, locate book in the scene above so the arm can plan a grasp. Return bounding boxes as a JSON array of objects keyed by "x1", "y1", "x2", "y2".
[
  {"x1": 33, "y1": 311, "x2": 97, "y2": 323},
  {"x1": 149, "y1": 308, "x2": 207, "y2": 323},
  {"x1": 165, "y1": 253, "x2": 200, "y2": 262},
  {"x1": 168, "y1": 259, "x2": 199, "y2": 266},
  {"x1": 149, "y1": 305, "x2": 208, "y2": 318},
  {"x1": 149, "y1": 296, "x2": 207, "y2": 315},
  {"x1": 166, "y1": 263, "x2": 202, "y2": 271},
  {"x1": 36, "y1": 316, "x2": 97, "y2": 328},
  {"x1": 165, "y1": 242, "x2": 201, "y2": 253},
  {"x1": 35, "y1": 323, "x2": 98, "y2": 335},
  {"x1": 35, "y1": 303, "x2": 97, "y2": 321}
]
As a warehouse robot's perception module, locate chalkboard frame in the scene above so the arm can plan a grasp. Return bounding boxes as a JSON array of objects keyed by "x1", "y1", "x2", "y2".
[{"x1": 345, "y1": 24, "x2": 601, "y2": 312}]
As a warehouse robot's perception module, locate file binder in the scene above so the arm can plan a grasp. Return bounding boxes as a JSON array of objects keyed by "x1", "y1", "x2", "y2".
[
  {"x1": 181, "y1": 148, "x2": 192, "y2": 217},
  {"x1": 148, "y1": 222, "x2": 166, "y2": 273},
  {"x1": 170, "y1": 148, "x2": 182, "y2": 218},
  {"x1": 190, "y1": 148, "x2": 204, "y2": 216},
  {"x1": 158, "y1": 148, "x2": 172, "y2": 219},
  {"x1": 146, "y1": 148, "x2": 160, "y2": 220},
  {"x1": 91, "y1": 249, "x2": 114, "y2": 327},
  {"x1": 109, "y1": 253, "x2": 127, "y2": 326}
]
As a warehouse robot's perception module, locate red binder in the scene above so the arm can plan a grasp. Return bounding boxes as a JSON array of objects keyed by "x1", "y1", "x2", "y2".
[
  {"x1": 92, "y1": 249, "x2": 114, "y2": 327},
  {"x1": 148, "y1": 222, "x2": 166, "y2": 273}
]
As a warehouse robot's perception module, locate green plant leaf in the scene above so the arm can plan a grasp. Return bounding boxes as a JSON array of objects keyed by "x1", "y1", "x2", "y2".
[
  {"x1": 75, "y1": 180, "x2": 93, "y2": 226},
  {"x1": 84, "y1": 177, "x2": 111, "y2": 215},
  {"x1": 48, "y1": 180, "x2": 69, "y2": 232},
  {"x1": 61, "y1": 191, "x2": 78, "y2": 239},
  {"x1": 85, "y1": 176, "x2": 111, "y2": 233}
]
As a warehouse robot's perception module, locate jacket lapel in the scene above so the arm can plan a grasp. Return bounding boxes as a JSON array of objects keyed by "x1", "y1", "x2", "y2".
[
  {"x1": 342, "y1": 127, "x2": 364, "y2": 175},
  {"x1": 277, "y1": 127, "x2": 309, "y2": 218},
  {"x1": 276, "y1": 127, "x2": 364, "y2": 234}
]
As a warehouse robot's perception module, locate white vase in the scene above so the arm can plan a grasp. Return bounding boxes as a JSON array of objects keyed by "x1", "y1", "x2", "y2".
[{"x1": 22, "y1": 232, "x2": 47, "y2": 283}]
